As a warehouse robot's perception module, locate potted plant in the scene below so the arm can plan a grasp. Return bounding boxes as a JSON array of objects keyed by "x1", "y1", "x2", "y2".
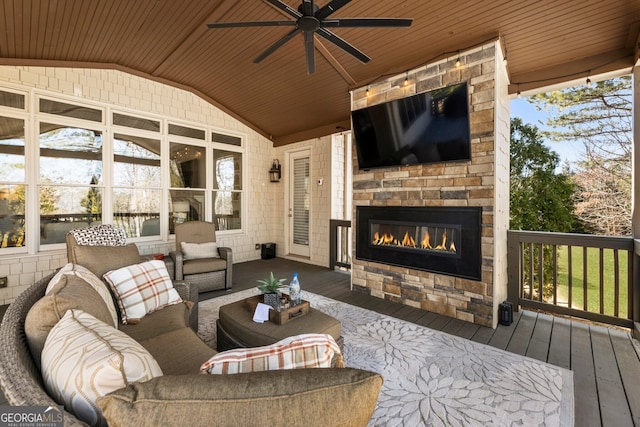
[{"x1": 257, "y1": 272, "x2": 287, "y2": 309}]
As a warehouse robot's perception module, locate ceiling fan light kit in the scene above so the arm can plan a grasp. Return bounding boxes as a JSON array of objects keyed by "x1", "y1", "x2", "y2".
[{"x1": 207, "y1": 0, "x2": 412, "y2": 74}]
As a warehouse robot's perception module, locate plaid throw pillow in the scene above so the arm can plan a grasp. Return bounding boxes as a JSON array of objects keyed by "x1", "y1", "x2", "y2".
[
  {"x1": 103, "y1": 260, "x2": 182, "y2": 324},
  {"x1": 200, "y1": 334, "x2": 344, "y2": 374}
]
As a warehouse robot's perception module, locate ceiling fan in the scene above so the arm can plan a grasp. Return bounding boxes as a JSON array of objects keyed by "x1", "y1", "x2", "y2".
[{"x1": 207, "y1": 0, "x2": 412, "y2": 74}]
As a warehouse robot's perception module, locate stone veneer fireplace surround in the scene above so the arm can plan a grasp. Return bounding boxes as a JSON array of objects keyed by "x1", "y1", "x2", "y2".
[{"x1": 350, "y1": 40, "x2": 510, "y2": 328}]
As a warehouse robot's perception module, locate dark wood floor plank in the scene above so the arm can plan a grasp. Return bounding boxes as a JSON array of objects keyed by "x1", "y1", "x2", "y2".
[
  {"x1": 441, "y1": 318, "x2": 466, "y2": 336},
  {"x1": 454, "y1": 321, "x2": 481, "y2": 339},
  {"x1": 570, "y1": 322, "x2": 601, "y2": 427},
  {"x1": 610, "y1": 329, "x2": 640, "y2": 425},
  {"x1": 426, "y1": 314, "x2": 452, "y2": 331},
  {"x1": 390, "y1": 305, "x2": 427, "y2": 324},
  {"x1": 547, "y1": 316, "x2": 571, "y2": 369},
  {"x1": 413, "y1": 311, "x2": 440, "y2": 328},
  {"x1": 506, "y1": 309, "x2": 537, "y2": 356},
  {"x1": 525, "y1": 311, "x2": 553, "y2": 362},
  {"x1": 590, "y1": 326, "x2": 633, "y2": 426},
  {"x1": 486, "y1": 316, "x2": 517, "y2": 350},
  {"x1": 469, "y1": 324, "x2": 495, "y2": 344}
]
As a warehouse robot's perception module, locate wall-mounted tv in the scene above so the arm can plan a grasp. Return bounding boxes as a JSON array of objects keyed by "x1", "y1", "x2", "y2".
[{"x1": 351, "y1": 82, "x2": 471, "y2": 170}]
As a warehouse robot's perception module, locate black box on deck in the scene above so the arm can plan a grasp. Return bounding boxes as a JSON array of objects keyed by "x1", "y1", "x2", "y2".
[
  {"x1": 261, "y1": 243, "x2": 276, "y2": 259},
  {"x1": 498, "y1": 301, "x2": 513, "y2": 326}
]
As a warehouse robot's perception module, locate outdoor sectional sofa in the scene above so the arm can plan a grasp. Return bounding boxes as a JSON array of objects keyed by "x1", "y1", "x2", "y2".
[{"x1": 0, "y1": 242, "x2": 382, "y2": 426}]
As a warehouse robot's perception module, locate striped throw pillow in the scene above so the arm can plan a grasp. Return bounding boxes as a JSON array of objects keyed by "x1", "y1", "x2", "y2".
[
  {"x1": 200, "y1": 334, "x2": 344, "y2": 374},
  {"x1": 103, "y1": 260, "x2": 182, "y2": 324}
]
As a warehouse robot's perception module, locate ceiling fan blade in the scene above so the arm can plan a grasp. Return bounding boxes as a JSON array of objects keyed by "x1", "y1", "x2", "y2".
[
  {"x1": 304, "y1": 31, "x2": 316, "y2": 74},
  {"x1": 315, "y1": 0, "x2": 351, "y2": 20},
  {"x1": 254, "y1": 28, "x2": 301, "y2": 63},
  {"x1": 321, "y1": 18, "x2": 413, "y2": 28},
  {"x1": 301, "y1": 0, "x2": 315, "y2": 16},
  {"x1": 316, "y1": 28, "x2": 370, "y2": 63},
  {"x1": 207, "y1": 21, "x2": 296, "y2": 29},
  {"x1": 265, "y1": 0, "x2": 302, "y2": 19}
]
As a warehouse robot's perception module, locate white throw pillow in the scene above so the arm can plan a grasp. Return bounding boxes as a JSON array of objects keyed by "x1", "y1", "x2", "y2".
[
  {"x1": 181, "y1": 241, "x2": 219, "y2": 260},
  {"x1": 103, "y1": 260, "x2": 182, "y2": 324},
  {"x1": 41, "y1": 309, "x2": 163, "y2": 427},
  {"x1": 200, "y1": 334, "x2": 343, "y2": 374}
]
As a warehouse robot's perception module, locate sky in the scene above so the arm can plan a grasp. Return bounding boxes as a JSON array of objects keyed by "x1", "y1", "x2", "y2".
[{"x1": 510, "y1": 96, "x2": 584, "y2": 165}]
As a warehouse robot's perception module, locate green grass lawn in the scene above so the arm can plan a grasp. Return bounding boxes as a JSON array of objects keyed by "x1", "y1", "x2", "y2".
[{"x1": 524, "y1": 246, "x2": 629, "y2": 318}]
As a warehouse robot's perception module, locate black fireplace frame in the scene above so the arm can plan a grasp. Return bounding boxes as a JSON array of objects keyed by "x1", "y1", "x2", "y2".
[{"x1": 356, "y1": 206, "x2": 482, "y2": 280}]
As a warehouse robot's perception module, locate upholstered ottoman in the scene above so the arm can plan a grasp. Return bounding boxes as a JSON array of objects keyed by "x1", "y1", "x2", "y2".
[{"x1": 216, "y1": 298, "x2": 343, "y2": 351}]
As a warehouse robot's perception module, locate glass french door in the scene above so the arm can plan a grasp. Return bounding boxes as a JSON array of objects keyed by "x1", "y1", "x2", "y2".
[{"x1": 288, "y1": 150, "x2": 310, "y2": 257}]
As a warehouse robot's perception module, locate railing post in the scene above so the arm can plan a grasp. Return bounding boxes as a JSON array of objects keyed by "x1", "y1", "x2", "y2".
[
  {"x1": 633, "y1": 240, "x2": 640, "y2": 322},
  {"x1": 506, "y1": 230, "x2": 520, "y2": 312}
]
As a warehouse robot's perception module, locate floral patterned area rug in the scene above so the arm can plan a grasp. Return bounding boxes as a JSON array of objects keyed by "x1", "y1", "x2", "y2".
[{"x1": 198, "y1": 289, "x2": 574, "y2": 427}]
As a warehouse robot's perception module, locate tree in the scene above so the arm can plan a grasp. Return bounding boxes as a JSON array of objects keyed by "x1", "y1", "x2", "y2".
[
  {"x1": 510, "y1": 118, "x2": 583, "y2": 301},
  {"x1": 509, "y1": 117, "x2": 581, "y2": 233},
  {"x1": 80, "y1": 175, "x2": 102, "y2": 221},
  {"x1": 529, "y1": 76, "x2": 632, "y2": 235}
]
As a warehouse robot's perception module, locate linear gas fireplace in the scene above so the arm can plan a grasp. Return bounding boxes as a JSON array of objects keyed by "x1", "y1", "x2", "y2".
[{"x1": 356, "y1": 206, "x2": 482, "y2": 280}]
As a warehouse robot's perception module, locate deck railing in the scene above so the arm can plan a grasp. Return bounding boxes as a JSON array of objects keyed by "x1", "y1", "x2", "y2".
[
  {"x1": 330, "y1": 219, "x2": 352, "y2": 270},
  {"x1": 507, "y1": 230, "x2": 638, "y2": 328}
]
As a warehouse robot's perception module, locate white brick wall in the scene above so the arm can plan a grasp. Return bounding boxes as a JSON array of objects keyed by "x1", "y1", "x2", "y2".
[{"x1": 0, "y1": 65, "x2": 337, "y2": 304}]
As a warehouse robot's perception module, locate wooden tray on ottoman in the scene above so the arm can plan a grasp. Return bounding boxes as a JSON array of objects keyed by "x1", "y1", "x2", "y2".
[{"x1": 244, "y1": 295, "x2": 310, "y2": 325}]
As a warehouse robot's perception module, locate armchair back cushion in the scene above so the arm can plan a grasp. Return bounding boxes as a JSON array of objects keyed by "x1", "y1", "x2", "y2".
[{"x1": 175, "y1": 220, "x2": 216, "y2": 246}]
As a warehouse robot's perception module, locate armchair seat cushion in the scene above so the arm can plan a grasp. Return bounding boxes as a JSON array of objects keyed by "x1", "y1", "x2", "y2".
[{"x1": 183, "y1": 257, "x2": 227, "y2": 276}]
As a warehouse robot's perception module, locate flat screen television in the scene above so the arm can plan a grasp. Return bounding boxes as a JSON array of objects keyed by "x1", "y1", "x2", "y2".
[{"x1": 351, "y1": 82, "x2": 471, "y2": 170}]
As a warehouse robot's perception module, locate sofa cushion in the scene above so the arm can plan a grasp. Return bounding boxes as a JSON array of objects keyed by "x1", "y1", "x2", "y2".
[
  {"x1": 97, "y1": 368, "x2": 382, "y2": 427},
  {"x1": 119, "y1": 301, "x2": 191, "y2": 343},
  {"x1": 45, "y1": 263, "x2": 118, "y2": 326},
  {"x1": 103, "y1": 260, "x2": 182, "y2": 324},
  {"x1": 182, "y1": 257, "x2": 227, "y2": 276},
  {"x1": 24, "y1": 274, "x2": 116, "y2": 369},
  {"x1": 72, "y1": 242, "x2": 141, "y2": 278},
  {"x1": 201, "y1": 334, "x2": 343, "y2": 374},
  {"x1": 181, "y1": 241, "x2": 219, "y2": 259},
  {"x1": 137, "y1": 328, "x2": 216, "y2": 375},
  {"x1": 42, "y1": 309, "x2": 163, "y2": 427}
]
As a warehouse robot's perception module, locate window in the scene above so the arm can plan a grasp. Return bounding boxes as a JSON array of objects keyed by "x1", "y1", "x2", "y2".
[
  {"x1": 39, "y1": 123, "x2": 103, "y2": 245},
  {"x1": 113, "y1": 134, "x2": 161, "y2": 238},
  {"x1": 169, "y1": 141, "x2": 206, "y2": 233},
  {"x1": 0, "y1": 88, "x2": 246, "y2": 253},
  {"x1": 213, "y1": 149, "x2": 242, "y2": 230},
  {"x1": 0, "y1": 116, "x2": 25, "y2": 248}
]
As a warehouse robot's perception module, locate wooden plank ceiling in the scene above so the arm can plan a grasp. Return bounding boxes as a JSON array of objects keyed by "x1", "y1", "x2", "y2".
[{"x1": 0, "y1": 0, "x2": 638, "y2": 145}]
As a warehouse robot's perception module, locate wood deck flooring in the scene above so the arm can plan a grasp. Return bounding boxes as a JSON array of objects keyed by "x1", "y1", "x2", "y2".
[
  {"x1": 204, "y1": 258, "x2": 640, "y2": 427},
  {"x1": 3, "y1": 257, "x2": 639, "y2": 426}
]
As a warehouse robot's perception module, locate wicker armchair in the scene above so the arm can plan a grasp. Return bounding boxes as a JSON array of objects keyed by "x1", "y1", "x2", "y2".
[{"x1": 170, "y1": 221, "x2": 232, "y2": 293}]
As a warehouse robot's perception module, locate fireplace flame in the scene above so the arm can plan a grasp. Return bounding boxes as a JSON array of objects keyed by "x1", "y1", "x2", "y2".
[
  {"x1": 401, "y1": 231, "x2": 416, "y2": 247},
  {"x1": 421, "y1": 230, "x2": 432, "y2": 249},
  {"x1": 372, "y1": 228, "x2": 456, "y2": 254},
  {"x1": 435, "y1": 230, "x2": 447, "y2": 250}
]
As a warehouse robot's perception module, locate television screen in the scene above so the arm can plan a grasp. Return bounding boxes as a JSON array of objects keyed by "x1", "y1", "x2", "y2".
[{"x1": 351, "y1": 82, "x2": 471, "y2": 170}]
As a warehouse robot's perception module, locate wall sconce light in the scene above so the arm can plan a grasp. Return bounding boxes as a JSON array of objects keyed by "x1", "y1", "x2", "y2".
[{"x1": 269, "y1": 159, "x2": 281, "y2": 182}]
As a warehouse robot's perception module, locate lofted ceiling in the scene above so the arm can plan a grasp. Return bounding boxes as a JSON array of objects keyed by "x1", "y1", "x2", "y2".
[{"x1": 0, "y1": 0, "x2": 638, "y2": 145}]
